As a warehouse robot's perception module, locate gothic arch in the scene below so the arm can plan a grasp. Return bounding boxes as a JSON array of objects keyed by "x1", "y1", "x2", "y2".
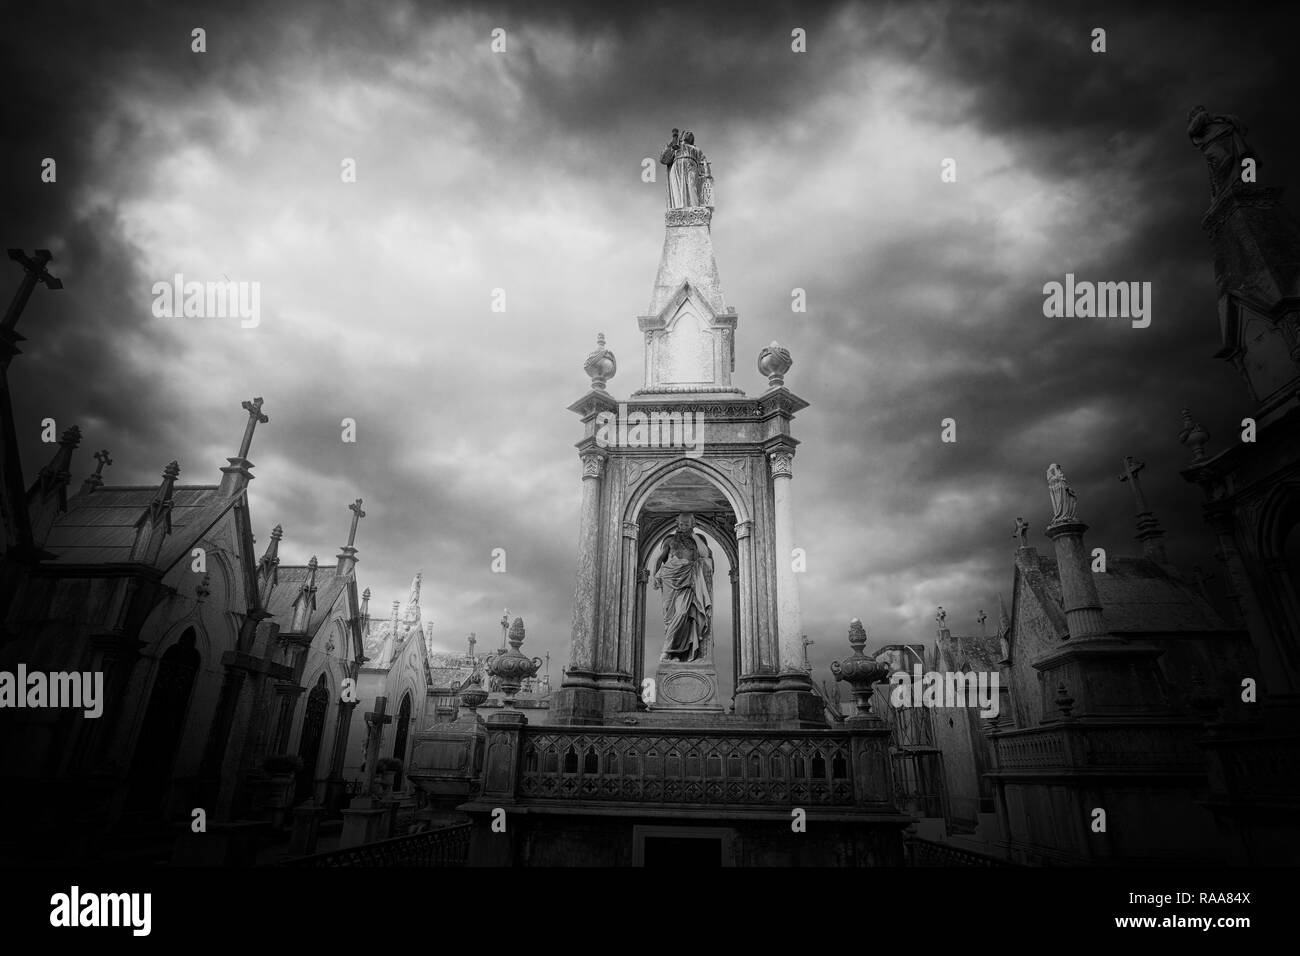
[
  {"x1": 1257, "y1": 481, "x2": 1300, "y2": 560},
  {"x1": 623, "y1": 456, "x2": 751, "y2": 527},
  {"x1": 125, "y1": 627, "x2": 202, "y2": 818}
]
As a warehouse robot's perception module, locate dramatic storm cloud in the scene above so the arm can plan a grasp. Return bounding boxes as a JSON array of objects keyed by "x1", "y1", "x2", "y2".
[{"x1": 2, "y1": 1, "x2": 1297, "y2": 681}]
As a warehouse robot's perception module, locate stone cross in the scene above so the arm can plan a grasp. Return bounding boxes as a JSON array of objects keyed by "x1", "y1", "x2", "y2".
[
  {"x1": 346, "y1": 498, "x2": 365, "y2": 548},
  {"x1": 237, "y1": 397, "x2": 268, "y2": 460},
  {"x1": 1013, "y1": 517, "x2": 1030, "y2": 548},
  {"x1": 3, "y1": 248, "x2": 62, "y2": 334},
  {"x1": 977, "y1": 609, "x2": 988, "y2": 635},
  {"x1": 362, "y1": 696, "x2": 393, "y2": 792},
  {"x1": 92, "y1": 449, "x2": 112, "y2": 476},
  {"x1": 1118, "y1": 456, "x2": 1150, "y2": 513},
  {"x1": 801, "y1": 635, "x2": 815, "y2": 671}
]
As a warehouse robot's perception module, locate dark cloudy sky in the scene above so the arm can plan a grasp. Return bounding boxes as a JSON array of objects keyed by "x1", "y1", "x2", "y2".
[{"x1": 3, "y1": 0, "x2": 1298, "y2": 680}]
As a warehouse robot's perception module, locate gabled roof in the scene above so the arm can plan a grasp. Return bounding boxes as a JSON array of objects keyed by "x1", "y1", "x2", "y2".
[
  {"x1": 42, "y1": 484, "x2": 230, "y2": 568},
  {"x1": 1026, "y1": 554, "x2": 1231, "y2": 635},
  {"x1": 263, "y1": 562, "x2": 346, "y2": 636},
  {"x1": 937, "y1": 633, "x2": 1003, "y2": 672}
]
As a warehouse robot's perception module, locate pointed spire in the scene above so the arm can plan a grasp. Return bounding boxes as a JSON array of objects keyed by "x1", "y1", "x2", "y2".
[
  {"x1": 80, "y1": 448, "x2": 112, "y2": 496},
  {"x1": 337, "y1": 498, "x2": 366, "y2": 575},
  {"x1": 129, "y1": 461, "x2": 180, "y2": 565},
  {"x1": 36, "y1": 424, "x2": 81, "y2": 499},
  {"x1": 405, "y1": 570, "x2": 422, "y2": 621},
  {"x1": 1119, "y1": 456, "x2": 1168, "y2": 562},
  {"x1": 360, "y1": 586, "x2": 372, "y2": 634},
  {"x1": 219, "y1": 397, "x2": 268, "y2": 496},
  {"x1": 257, "y1": 524, "x2": 283, "y2": 595},
  {"x1": 289, "y1": 556, "x2": 319, "y2": 632},
  {"x1": 237, "y1": 397, "x2": 268, "y2": 460},
  {"x1": 29, "y1": 425, "x2": 81, "y2": 547}
]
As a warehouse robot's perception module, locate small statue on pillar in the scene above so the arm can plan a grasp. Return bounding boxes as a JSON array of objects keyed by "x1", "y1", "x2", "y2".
[{"x1": 1046, "y1": 463, "x2": 1079, "y2": 526}]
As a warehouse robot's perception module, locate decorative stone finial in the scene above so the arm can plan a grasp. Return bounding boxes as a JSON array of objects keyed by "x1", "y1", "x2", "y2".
[
  {"x1": 1179, "y1": 409, "x2": 1211, "y2": 463},
  {"x1": 1046, "y1": 463, "x2": 1079, "y2": 526},
  {"x1": 459, "y1": 660, "x2": 489, "y2": 716},
  {"x1": 935, "y1": 606, "x2": 947, "y2": 629},
  {"x1": 1013, "y1": 516, "x2": 1030, "y2": 548},
  {"x1": 584, "y1": 332, "x2": 617, "y2": 390},
  {"x1": 758, "y1": 341, "x2": 793, "y2": 389},
  {"x1": 830, "y1": 619, "x2": 891, "y2": 720},
  {"x1": 486, "y1": 616, "x2": 543, "y2": 707}
]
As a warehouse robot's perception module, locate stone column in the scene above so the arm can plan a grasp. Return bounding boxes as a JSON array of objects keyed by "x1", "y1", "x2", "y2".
[
  {"x1": 634, "y1": 568, "x2": 649, "y2": 703},
  {"x1": 270, "y1": 683, "x2": 305, "y2": 753},
  {"x1": 323, "y1": 698, "x2": 359, "y2": 815},
  {"x1": 729, "y1": 566, "x2": 740, "y2": 708},
  {"x1": 1043, "y1": 521, "x2": 1107, "y2": 640},
  {"x1": 769, "y1": 450, "x2": 820, "y2": 725},
  {"x1": 617, "y1": 520, "x2": 639, "y2": 678},
  {"x1": 552, "y1": 452, "x2": 606, "y2": 724},
  {"x1": 735, "y1": 520, "x2": 756, "y2": 676},
  {"x1": 197, "y1": 664, "x2": 247, "y2": 811},
  {"x1": 769, "y1": 450, "x2": 805, "y2": 673},
  {"x1": 568, "y1": 452, "x2": 605, "y2": 677}
]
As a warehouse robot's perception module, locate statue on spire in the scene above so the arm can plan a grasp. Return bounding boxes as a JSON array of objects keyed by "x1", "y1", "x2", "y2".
[
  {"x1": 1187, "y1": 106, "x2": 1255, "y2": 204},
  {"x1": 1046, "y1": 463, "x2": 1079, "y2": 526},
  {"x1": 660, "y1": 128, "x2": 712, "y2": 210}
]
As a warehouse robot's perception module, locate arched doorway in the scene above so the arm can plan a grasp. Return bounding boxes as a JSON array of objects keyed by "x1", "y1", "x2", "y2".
[
  {"x1": 125, "y1": 629, "x2": 201, "y2": 819},
  {"x1": 391, "y1": 692, "x2": 413, "y2": 789},
  {"x1": 296, "y1": 674, "x2": 329, "y2": 802},
  {"x1": 631, "y1": 467, "x2": 743, "y2": 711}
]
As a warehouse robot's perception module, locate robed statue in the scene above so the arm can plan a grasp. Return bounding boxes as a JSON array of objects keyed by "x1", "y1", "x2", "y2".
[
  {"x1": 652, "y1": 513, "x2": 714, "y2": 662},
  {"x1": 1187, "y1": 106, "x2": 1256, "y2": 203},
  {"x1": 660, "y1": 128, "x2": 711, "y2": 209},
  {"x1": 1046, "y1": 463, "x2": 1079, "y2": 526}
]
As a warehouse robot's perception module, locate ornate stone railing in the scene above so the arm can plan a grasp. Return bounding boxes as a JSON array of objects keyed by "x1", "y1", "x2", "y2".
[
  {"x1": 904, "y1": 835, "x2": 1016, "y2": 867},
  {"x1": 993, "y1": 723, "x2": 1203, "y2": 774},
  {"x1": 995, "y1": 729, "x2": 1066, "y2": 770},
  {"x1": 516, "y1": 727, "x2": 888, "y2": 807},
  {"x1": 278, "y1": 822, "x2": 471, "y2": 867}
]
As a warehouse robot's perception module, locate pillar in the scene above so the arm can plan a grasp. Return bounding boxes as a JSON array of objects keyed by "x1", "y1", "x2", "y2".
[
  {"x1": 769, "y1": 449, "x2": 820, "y2": 724},
  {"x1": 769, "y1": 450, "x2": 806, "y2": 675},
  {"x1": 1043, "y1": 520, "x2": 1107, "y2": 640},
  {"x1": 552, "y1": 451, "x2": 606, "y2": 724}
]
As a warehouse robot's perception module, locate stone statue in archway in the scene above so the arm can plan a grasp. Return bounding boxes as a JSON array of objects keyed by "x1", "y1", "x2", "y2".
[{"x1": 652, "y1": 513, "x2": 715, "y2": 662}]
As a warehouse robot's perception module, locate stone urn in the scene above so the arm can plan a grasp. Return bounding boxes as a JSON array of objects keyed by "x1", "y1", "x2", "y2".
[
  {"x1": 757, "y1": 341, "x2": 792, "y2": 388},
  {"x1": 459, "y1": 667, "x2": 489, "y2": 715},
  {"x1": 486, "y1": 617, "x2": 543, "y2": 706},
  {"x1": 584, "y1": 333, "x2": 617, "y2": 390},
  {"x1": 829, "y1": 619, "x2": 891, "y2": 720}
]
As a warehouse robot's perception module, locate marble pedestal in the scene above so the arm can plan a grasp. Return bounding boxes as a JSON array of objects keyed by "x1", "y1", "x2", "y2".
[{"x1": 652, "y1": 658, "x2": 723, "y2": 713}]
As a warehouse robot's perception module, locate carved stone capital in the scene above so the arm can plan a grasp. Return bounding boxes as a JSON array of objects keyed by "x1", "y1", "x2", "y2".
[
  {"x1": 768, "y1": 451, "x2": 794, "y2": 479},
  {"x1": 580, "y1": 453, "x2": 606, "y2": 480},
  {"x1": 735, "y1": 519, "x2": 754, "y2": 540},
  {"x1": 665, "y1": 206, "x2": 712, "y2": 227},
  {"x1": 622, "y1": 520, "x2": 639, "y2": 540}
]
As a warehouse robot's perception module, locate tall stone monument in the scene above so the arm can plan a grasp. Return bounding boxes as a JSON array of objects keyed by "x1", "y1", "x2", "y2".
[{"x1": 553, "y1": 129, "x2": 821, "y2": 727}]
